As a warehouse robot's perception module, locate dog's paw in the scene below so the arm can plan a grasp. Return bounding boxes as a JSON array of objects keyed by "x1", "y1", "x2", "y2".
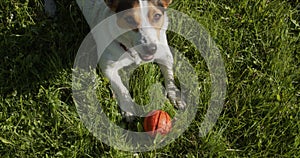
[
  {"x1": 121, "y1": 111, "x2": 136, "y2": 122},
  {"x1": 175, "y1": 99, "x2": 186, "y2": 110},
  {"x1": 170, "y1": 96, "x2": 186, "y2": 110},
  {"x1": 119, "y1": 98, "x2": 137, "y2": 122},
  {"x1": 167, "y1": 88, "x2": 186, "y2": 110}
]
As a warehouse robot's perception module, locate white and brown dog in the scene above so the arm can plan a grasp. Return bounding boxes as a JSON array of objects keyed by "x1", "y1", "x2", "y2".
[{"x1": 45, "y1": 0, "x2": 186, "y2": 121}]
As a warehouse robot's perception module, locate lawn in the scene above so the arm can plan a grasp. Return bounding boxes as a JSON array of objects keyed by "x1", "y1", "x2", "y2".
[{"x1": 0, "y1": 0, "x2": 299, "y2": 157}]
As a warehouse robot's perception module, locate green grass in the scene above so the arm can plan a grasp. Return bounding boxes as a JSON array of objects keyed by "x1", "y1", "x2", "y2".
[{"x1": 1, "y1": 0, "x2": 299, "y2": 157}]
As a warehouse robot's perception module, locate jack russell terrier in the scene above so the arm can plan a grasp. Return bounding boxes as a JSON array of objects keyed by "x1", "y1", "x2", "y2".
[{"x1": 45, "y1": 0, "x2": 186, "y2": 121}]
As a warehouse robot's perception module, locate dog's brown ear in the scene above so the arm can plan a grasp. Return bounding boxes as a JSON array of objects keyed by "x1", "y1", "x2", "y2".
[
  {"x1": 151, "y1": 0, "x2": 172, "y2": 9},
  {"x1": 104, "y1": 0, "x2": 118, "y2": 11},
  {"x1": 160, "y1": 0, "x2": 172, "y2": 8}
]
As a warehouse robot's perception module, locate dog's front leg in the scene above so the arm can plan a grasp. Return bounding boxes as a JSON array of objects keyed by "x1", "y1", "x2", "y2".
[
  {"x1": 103, "y1": 68, "x2": 137, "y2": 122},
  {"x1": 158, "y1": 63, "x2": 186, "y2": 110}
]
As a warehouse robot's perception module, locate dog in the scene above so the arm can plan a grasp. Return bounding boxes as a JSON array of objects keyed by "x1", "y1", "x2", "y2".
[{"x1": 44, "y1": 0, "x2": 186, "y2": 121}]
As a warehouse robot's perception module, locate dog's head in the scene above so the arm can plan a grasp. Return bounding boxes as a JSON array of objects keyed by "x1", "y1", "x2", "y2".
[{"x1": 105, "y1": 0, "x2": 172, "y2": 61}]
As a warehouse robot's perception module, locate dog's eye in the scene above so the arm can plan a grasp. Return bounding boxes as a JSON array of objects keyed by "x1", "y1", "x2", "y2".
[
  {"x1": 153, "y1": 13, "x2": 162, "y2": 21},
  {"x1": 125, "y1": 16, "x2": 136, "y2": 25}
]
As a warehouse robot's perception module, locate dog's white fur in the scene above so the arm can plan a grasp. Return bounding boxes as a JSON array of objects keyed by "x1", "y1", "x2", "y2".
[{"x1": 45, "y1": 0, "x2": 185, "y2": 121}]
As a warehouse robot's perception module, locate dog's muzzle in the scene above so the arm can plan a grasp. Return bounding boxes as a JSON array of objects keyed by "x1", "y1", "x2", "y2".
[
  {"x1": 139, "y1": 43, "x2": 157, "y2": 61},
  {"x1": 119, "y1": 42, "x2": 157, "y2": 61}
]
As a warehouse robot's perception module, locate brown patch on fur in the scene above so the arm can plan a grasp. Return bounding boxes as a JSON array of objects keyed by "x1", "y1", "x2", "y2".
[
  {"x1": 161, "y1": 0, "x2": 172, "y2": 8},
  {"x1": 104, "y1": 0, "x2": 119, "y2": 11},
  {"x1": 105, "y1": 0, "x2": 143, "y2": 13},
  {"x1": 147, "y1": 1, "x2": 165, "y2": 39},
  {"x1": 107, "y1": 0, "x2": 172, "y2": 12},
  {"x1": 150, "y1": 0, "x2": 172, "y2": 8},
  {"x1": 116, "y1": 1, "x2": 141, "y2": 29},
  {"x1": 112, "y1": 0, "x2": 169, "y2": 40}
]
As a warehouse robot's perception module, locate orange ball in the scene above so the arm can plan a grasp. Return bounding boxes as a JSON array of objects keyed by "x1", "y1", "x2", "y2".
[{"x1": 143, "y1": 110, "x2": 172, "y2": 137}]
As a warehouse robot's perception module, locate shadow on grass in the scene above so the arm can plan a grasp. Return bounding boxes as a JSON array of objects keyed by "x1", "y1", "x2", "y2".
[{"x1": 0, "y1": 1, "x2": 88, "y2": 96}]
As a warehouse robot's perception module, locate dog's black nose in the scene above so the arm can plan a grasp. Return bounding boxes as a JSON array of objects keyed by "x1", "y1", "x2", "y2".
[{"x1": 143, "y1": 43, "x2": 157, "y2": 55}]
